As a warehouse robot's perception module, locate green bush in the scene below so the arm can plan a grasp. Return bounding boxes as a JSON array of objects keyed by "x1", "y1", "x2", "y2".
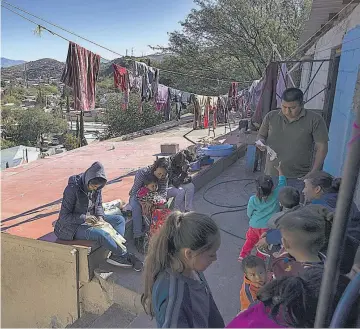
[
  {"x1": 63, "y1": 133, "x2": 79, "y2": 151},
  {"x1": 104, "y1": 93, "x2": 164, "y2": 137}
]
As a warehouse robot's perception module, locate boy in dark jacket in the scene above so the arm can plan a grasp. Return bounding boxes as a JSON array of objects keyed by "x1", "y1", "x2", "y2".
[{"x1": 54, "y1": 162, "x2": 142, "y2": 271}]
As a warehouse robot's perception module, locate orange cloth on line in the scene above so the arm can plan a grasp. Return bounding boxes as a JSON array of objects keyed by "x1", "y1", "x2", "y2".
[{"x1": 240, "y1": 275, "x2": 261, "y2": 311}]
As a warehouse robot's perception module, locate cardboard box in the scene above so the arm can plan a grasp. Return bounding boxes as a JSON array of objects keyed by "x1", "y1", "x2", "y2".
[{"x1": 160, "y1": 143, "x2": 179, "y2": 154}]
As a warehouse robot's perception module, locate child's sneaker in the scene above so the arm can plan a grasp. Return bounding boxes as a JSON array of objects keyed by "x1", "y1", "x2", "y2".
[{"x1": 238, "y1": 256, "x2": 244, "y2": 262}]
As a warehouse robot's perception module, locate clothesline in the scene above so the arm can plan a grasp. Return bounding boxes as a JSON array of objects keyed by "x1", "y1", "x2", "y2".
[{"x1": 1, "y1": 2, "x2": 252, "y2": 85}]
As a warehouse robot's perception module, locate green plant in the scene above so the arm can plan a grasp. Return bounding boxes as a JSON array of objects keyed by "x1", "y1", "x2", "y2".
[
  {"x1": 104, "y1": 93, "x2": 164, "y2": 137},
  {"x1": 63, "y1": 133, "x2": 79, "y2": 151}
]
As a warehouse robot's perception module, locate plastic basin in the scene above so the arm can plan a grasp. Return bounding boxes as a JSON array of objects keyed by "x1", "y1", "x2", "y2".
[{"x1": 200, "y1": 144, "x2": 234, "y2": 157}]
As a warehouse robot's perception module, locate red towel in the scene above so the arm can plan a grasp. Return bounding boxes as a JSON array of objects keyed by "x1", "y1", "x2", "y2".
[{"x1": 61, "y1": 42, "x2": 100, "y2": 111}]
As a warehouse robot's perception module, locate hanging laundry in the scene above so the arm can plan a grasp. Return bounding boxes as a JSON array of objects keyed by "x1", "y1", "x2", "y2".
[
  {"x1": 217, "y1": 95, "x2": 227, "y2": 123},
  {"x1": 181, "y1": 91, "x2": 192, "y2": 110},
  {"x1": 192, "y1": 95, "x2": 208, "y2": 129},
  {"x1": 113, "y1": 64, "x2": 129, "y2": 110},
  {"x1": 205, "y1": 97, "x2": 218, "y2": 129},
  {"x1": 169, "y1": 88, "x2": 182, "y2": 120},
  {"x1": 276, "y1": 63, "x2": 287, "y2": 108},
  {"x1": 156, "y1": 84, "x2": 171, "y2": 121},
  {"x1": 129, "y1": 72, "x2": 142, "y2": 94},
  {"x1": 228, "y1": 82, "x2": 238, "y2": 112},
  {"x1": 252, "y1": 62, "x2": 278, "y2": 126},
  {"x1": 151, "y1": 68, "x2": 160, "y2": 99},
  {"x1": 134, "y1": 61, "x2": 148, "y2": 77},
  {"x1": 61, "y1": 42, "x2": 100, "y2": 111}
]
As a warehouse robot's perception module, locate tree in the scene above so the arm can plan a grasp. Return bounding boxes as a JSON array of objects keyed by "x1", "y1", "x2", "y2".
[
  {"x1": 2, "y1": 108, "x2": 67, "y2": 146},
  {"x1": 104, "y1": 93, "x2": 164, "y2": 138},
  {"x1": 153, "y1": 0, "x2": 311, "y2": 95}
]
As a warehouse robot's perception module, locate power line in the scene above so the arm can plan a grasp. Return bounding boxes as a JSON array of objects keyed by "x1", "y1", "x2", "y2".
[
  {"x1": 287, "y1": 0, "x2": 358, "y2": 60},
  {"x1": 1, "y1": 5, "x2": 71, "y2": 43},
  {"x1": 2, "y1": 0, "x2": 125, "y2": 59},
  {"x1": 1, "y1": 2, "x2": 250, "y2": 85}
]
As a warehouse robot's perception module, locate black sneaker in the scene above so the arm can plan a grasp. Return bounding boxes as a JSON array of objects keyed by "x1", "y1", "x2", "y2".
[
  {"x1": 127, "y1": 253, "x2": 143, "y2": 272},
  {"x1": 107, "y1": 253, "x2": 132, "y2": 268}
]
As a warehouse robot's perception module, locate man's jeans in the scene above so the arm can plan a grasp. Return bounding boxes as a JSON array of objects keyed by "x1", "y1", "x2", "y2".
[
  {"x1": 272, "y1": 176, "x2": 305, "y2": 203},
  {"x1": 75, "y1": 214, "x2": 126, "y2": 256}
]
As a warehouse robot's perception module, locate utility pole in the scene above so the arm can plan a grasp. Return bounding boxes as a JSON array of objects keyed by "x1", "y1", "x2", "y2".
[{"x1": 131, "y1": 48, "x2": 134, "y2": 57}]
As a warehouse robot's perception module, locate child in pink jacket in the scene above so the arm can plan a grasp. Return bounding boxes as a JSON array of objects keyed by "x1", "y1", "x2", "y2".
[{"x1": 227, "y1": 267, "x2": 356, "y2": 328}]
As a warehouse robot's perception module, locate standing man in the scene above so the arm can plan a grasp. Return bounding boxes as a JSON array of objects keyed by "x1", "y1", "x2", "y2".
[{"x1": 256, "y1": 88, "x2": 329, "y2": 193}]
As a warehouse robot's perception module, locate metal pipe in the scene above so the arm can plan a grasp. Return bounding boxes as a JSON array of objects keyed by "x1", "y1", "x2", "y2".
[
  {"x1": 330, "y1": 273, "x2": 360, "y2": 327},
  {"x1": 314, "y1": 105, "x2": 360, "y2": 327}
]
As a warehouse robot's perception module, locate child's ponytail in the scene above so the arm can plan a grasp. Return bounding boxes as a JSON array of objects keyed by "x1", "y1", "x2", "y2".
[
  {"x1": 141, "y1": 211, "x2": 219, "y2": 317},
  {"x1": 256, "y1": 175, "x2": 274, "y2": 201}
]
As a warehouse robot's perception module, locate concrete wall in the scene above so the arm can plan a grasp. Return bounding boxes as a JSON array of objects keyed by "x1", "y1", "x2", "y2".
[
  {"x1": 1, "y1": 233, "x2": 79, "y2": 328},
  {"x1": 301, "y1": 4, "x2": 360, "y2": 110},
  {"x1": 323, "y1": 26, "x2": 360, "y2": 208}
]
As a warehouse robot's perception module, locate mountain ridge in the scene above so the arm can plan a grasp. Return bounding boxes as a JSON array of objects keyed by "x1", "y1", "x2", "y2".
[{"x1": 1, "y1": 57, "x2": 26, "y2": 68}]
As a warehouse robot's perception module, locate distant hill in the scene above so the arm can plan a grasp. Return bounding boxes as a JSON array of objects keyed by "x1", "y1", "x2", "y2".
[
  {"x1": 1, "y1": 57, "x2": 26, "y2": 68},
  {"x1": 1, "y1": 58, "x2": 65, "y2": 81},
  {"x1": 1, "y1": 54, "x2": 170, "y2": 81}
]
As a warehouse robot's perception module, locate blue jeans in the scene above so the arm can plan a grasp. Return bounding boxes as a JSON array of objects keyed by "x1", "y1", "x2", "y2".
[
  {"x1": 129, "y1": 196, "x2": 143, "y2": 238},
  {"x1": 75, "y1": 214, "x2": 127, "y2": 256},
  {"x1": 272, "y1": 176, "x2": 305, "y2": 203}
]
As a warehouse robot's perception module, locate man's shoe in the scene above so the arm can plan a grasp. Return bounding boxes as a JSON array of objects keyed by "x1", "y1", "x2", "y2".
[
  {"x1": 128, "y1": 253, "x2": 143, "y2": 272},
  {"x1": 106, "y1": 253, "x2": 132, "y2": 268}
]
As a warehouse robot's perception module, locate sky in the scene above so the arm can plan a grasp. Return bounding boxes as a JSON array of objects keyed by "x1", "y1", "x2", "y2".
[{"x1": 1, "y1": 0, "x2": 195, "y2": 62}]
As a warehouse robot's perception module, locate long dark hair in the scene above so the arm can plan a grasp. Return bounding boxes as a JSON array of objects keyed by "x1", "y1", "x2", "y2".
[
  {"x1": 257, "y1": 267, "x2": 356, "y2": 327},
  {"x1": 141, "y1": 211, "x2": 220, "y2": 317},
  {"x1": 150, "y1": 157, "x2": 170, "y2": 173},
  {"x1": 255, "y1": 175, "x2": 274, "y2": 201}
]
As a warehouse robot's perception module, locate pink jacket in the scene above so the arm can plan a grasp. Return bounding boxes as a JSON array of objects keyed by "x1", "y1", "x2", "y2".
[{"x1": 226, "y1": 302, "x2": 285, "y2": 328}]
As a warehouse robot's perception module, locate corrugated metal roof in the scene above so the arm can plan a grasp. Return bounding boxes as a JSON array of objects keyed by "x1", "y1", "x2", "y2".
[{"x1": 299, "y1": 0, "x2": 359, "y2": 45}]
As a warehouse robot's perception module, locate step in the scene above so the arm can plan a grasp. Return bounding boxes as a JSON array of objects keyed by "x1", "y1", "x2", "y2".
[{"x1": 91, "y1": 238, "x2": 145, "y2": 314}]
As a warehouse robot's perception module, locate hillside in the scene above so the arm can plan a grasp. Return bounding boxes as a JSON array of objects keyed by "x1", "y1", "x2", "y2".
[
  {"x1": 1, "y1": 54, "x2": 169, "y2": 82},
  {"x1": 1, "y1": 58, "x2": 65, "y2": 81},
  {"x1": 1, "y1": 57, "x2": 26, "y2": 68}
]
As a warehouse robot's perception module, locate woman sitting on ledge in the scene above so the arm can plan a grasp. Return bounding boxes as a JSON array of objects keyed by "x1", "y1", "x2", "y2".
[{"x1": 54, "y1": 161, "x2": 142, "y2": 271}]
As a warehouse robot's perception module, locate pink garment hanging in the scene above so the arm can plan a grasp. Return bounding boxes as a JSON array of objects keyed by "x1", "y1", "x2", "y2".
[{"x1": 61, "y1": 42, "x2": 100, "y2": 111}]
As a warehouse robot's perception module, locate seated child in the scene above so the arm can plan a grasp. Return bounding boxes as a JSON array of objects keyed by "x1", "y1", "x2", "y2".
[
  {"x1": 240, "y1": 256, "x2": 267, "y2": 311},
  {"x1": 137, "y1": 174, "x2": 171, "y2": 241},
  {"x1": 269, "y1": 204, "x2": 328, "y2": 279},
  {"x1": 256, "y1": 187, "x2": 301, "y2": 256},
  {"x1": 239, "y1": 163, "x2": 286, "y2": 261},
  {"x1": 137, "y1": 175, "x2": 166, "y2": 207}
]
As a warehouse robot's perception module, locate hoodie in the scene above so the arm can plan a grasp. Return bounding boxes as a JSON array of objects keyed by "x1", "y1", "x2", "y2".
[
  {"x1": 227, "y1": 302, "x2": 284, "y2": 328},
  {"x1": 240, "y1": 275, "x2": 262, "y2": 311},
  {"x1": 152, "y1": 269, "x2": 224, "y2": 328},
  {"x1": 54, "y1": 162, "x2": 107, "y2": 240}
]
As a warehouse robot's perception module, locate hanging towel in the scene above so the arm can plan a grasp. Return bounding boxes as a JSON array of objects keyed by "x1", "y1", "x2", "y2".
[
  {"x1": 276, "y1": 63, "x2": 287, "y2": 108},
  {"x1": 61, "y1": 42, "x2": 101, "y2": 111},
  {"x1": 252, "y1": 62, "x2": 278, "y2": 126},
  {"x1": 169, "y1": 88, "x2": 182, "y2": 120},
  {"x1": 113, "y1": 64, "x2": 129, "y2": 109},
  {"x1": 206, "y1": 96, "x2": 218, "y2": 129}
]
